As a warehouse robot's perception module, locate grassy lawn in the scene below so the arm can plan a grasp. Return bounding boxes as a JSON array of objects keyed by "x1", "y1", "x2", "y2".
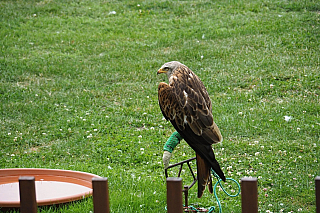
[{"x1": 1, "y1": 0, "x2": 319, "y2": 212}]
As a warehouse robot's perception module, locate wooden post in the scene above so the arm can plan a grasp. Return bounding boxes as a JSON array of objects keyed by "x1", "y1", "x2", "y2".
[
  {"x1": 92, "y1": 177, "x2": 110, "y2": 213},
  {"x1": 166, "y1": 177, "x2": 183, "y2": 213},
  {"x1": 19, "y1": 176, "x2": 37, "y2": 213},
  {"x1": 241, "y1": 177, "x2": 258, "y2": 213},
  {"x1": 316, "y1": 176, "x2": 320, "y2": 213}
]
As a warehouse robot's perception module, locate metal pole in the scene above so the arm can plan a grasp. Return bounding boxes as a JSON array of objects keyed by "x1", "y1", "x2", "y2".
[
  {"x1": 241, "y1": 177, "x2": 258, "y2": 213},
  {"x1": 316, "y1": 176, "x2": 320, "y2": 213},
  {"x1": 183, "y1": 185, "x2": 189, "y2": 208},
  {"x1": 166, "y1": 177, "x2": 183, "y2": 213},
  {"x1": 92, "y1": 177, "x2": 110, "y2": 213},
  {"x1": 19, "y1": 176, "x2": 37, "y2": 213}
]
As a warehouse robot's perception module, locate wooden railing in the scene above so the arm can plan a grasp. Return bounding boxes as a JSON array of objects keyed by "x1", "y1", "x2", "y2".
[{"x1": 16, "y1": 176, "x2": 320, "y2": 213}]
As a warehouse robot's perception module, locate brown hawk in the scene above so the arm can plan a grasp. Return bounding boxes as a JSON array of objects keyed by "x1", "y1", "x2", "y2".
[{"x1": 157, "y1": 61, "x2": 225, "y2": 198}]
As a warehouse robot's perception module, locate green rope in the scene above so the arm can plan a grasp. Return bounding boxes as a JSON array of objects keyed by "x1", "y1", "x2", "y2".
[
  {"x1": 184, "y1": 171, "x2": 240, "y2": 213},
  {"x1": 184, "y1": 205, "x2": 215, "y2": 212},
  {"x1": 208, "y1": 206, "x2": 216, "y2": 213},
  {"x1": 210, "y1": 169, "x2": 241, "y2": 213}
]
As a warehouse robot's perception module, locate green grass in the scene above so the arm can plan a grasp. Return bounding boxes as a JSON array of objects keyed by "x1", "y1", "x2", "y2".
[{"x1": 1, "y1": 0, "x2": 319, "y2": 212}]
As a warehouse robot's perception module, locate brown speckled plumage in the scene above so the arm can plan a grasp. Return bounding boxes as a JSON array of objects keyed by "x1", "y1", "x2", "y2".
[{"x1": 157, "y1": 61, "x2": 225, "y2": 198}]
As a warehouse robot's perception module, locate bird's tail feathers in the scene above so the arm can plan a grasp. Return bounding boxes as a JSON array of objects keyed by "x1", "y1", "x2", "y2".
[{"x1": 196, "y1": 153, "x2": 213, "y2": 198}]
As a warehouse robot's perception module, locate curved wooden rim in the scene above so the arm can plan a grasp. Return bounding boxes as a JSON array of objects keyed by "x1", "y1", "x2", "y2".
[{"x1": 0, "y1": 168, "x2": 101, "y2": 207}]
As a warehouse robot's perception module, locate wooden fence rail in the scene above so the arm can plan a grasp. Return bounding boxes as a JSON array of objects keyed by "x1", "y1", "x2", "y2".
[
  {"x1": 241, "y1": 177, "x2": 258, "y2": 213},
  {"x1": 92, "y1": 177, "x2": 110, "y2": 213},
  {"x1": 166, "y1": 177, "x2": 183, "y2": 213},
  {"x1": 16, "y1": 176, "x2": 320, "y2": 213},
  {"x1": 19, "y1": 176, "x2": 37, "y2": 213}
]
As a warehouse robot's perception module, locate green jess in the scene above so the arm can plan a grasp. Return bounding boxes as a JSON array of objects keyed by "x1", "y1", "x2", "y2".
[{"x1": 163, "y1": 131, "x2": 183, "y2": 153}]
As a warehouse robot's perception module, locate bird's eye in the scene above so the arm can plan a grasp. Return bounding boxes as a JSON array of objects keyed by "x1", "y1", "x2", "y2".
[{"x1": 163, "y1": 67, "x2": 169, "y2": 71}]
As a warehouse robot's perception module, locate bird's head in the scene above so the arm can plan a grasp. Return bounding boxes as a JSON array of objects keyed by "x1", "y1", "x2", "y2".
[{"x1": 157, "y1": 61, "x2": 183, "y2": 79}]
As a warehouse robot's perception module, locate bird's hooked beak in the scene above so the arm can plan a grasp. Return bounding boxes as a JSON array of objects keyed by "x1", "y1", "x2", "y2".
[{"x1": 157, "y1": 68, "x2": 167, "y2": 75}]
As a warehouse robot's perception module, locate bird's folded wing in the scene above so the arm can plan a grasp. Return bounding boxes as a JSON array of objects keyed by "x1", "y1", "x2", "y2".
[{"x1": 159, "y1": 66, "x2": 222, "y2": 145}]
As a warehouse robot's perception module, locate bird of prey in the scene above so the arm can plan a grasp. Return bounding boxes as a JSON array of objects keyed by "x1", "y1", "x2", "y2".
[{"x1": 157, "y1": 61, "x2": 225, "y2": 198}]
